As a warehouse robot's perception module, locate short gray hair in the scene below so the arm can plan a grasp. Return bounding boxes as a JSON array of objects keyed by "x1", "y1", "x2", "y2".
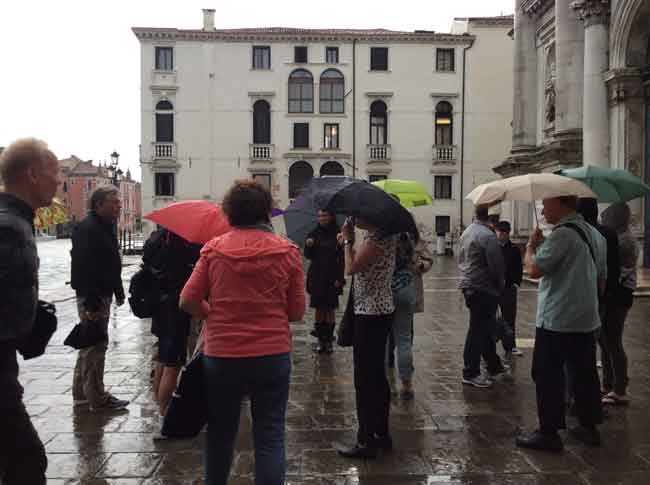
[
  {"x1": 89, "y1": 185, "x2": 120, "y2": 211},
  {"x1": 0, "y1": 138, "x2": 54, "y2": 185}
]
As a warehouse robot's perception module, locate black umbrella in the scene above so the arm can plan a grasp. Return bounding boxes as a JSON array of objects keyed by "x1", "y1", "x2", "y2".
[
  {"x1": 322, "y1": 180, "x2": 418, "y2": 238},
  {"x1": 283, "y1": 176, "x2": 355, "y2": 245}
]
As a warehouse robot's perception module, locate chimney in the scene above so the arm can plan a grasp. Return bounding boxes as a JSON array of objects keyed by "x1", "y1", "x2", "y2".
[{"x1": 203, "y1": 9, "x2": 216, "y2": 31}]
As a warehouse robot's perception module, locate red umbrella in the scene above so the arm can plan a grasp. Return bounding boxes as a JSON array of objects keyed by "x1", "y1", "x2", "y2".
[{"x1": 144, "y1": 200, "x2": 232, "y2": 244}]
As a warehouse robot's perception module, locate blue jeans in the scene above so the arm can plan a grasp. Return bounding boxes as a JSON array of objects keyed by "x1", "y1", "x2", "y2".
[
  {"x1": 391, "y1": 284, "x2": 416, "y2": 380},
  {"x1": 203, "y1": 353, "x2": 291, "y2": 485}
]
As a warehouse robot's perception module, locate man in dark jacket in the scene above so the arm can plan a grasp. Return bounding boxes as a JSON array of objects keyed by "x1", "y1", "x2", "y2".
[
  {"x1": 71, "y1": 185, "x2": 129, "y2": 411},
  {"x1": 0, "y1": 138, "x2": 60, "y2": 484},
  {"x1": 495, "y1": 221, "x2": 524, "y2": 359}
]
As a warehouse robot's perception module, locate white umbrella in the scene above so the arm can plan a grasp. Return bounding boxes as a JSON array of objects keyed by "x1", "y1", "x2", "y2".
[
  {"x1": 465, "y1": 173, "x2": 597, "y2": 225},
  {"x1": 466, "y1": 173, "x2": 597, "y2": 206}
]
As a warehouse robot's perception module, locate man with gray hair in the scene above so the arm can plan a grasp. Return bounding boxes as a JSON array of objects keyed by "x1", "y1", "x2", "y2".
[
  {"x1": 0, "y1": 137, "x2": 60, "y2": 484},
  {"x1": 70, "y1": 185, "x2": 129, "y2": 411}
]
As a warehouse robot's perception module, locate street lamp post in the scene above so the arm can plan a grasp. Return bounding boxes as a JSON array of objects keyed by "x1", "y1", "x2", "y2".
[{"x1": 109, "y1": 151, "x2": 123, "y2": 187}]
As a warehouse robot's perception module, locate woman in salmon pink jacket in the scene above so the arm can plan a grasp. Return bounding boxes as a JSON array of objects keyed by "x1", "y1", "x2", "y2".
[{"x1": 180, "y1": 180, "x2": 305, "y2": 485}]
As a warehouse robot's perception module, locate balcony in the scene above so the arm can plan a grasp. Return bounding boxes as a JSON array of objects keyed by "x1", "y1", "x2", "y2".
[
  {"x1": 367, "y1": 144, "x2": 391, "y2": 162},
  {"x1": 153, "y1": 142, "x2": 176, "y2": 160},
  {"x1": 151, "y1": 70, "x2": 178, "y2": 88},
  {"x1": 249, "y1": 144, "x2": 275, "y2": 161},
  {"x1": 432, "y1": 145, "x2": 457, "y2": 163}
]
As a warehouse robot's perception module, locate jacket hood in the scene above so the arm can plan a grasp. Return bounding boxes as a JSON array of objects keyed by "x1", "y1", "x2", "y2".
[{"x1": 201, "y1": 229, "x2": 297, "y2": 273}]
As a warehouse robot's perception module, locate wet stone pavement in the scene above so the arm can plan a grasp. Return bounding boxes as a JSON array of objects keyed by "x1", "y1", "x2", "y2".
[{"x1": 23, "y1": 241, "x2": 650, "y2": 484}]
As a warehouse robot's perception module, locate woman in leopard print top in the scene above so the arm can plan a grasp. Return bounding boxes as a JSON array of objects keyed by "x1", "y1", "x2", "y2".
[{"x1": 337, "y1": 217, "x2": 396, "y2": 459}]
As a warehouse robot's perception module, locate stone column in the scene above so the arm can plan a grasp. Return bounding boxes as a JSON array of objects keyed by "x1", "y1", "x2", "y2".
[
  {"x1": 555, "y1": 0, "x2": 584, "y2": 135},
  {"x1": 512, "y1": 0, "x2": 538, "y2": 152},
  {"x1": 572, "y1": 0, "x2": 611, "y2": 166}
]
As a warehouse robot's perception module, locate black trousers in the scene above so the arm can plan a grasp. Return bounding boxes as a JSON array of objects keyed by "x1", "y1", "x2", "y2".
[
  {"x1": 462, "y1": 290, "x2": 503, "y2": 379},
  {"x1": 0, "y1": 400, "x2": 47, "y2": 485},
  {"x1": 352, "y1": 313, "x2": 393, "y2": 445},
  {"x1": 498, "y1": 286, "x2": 518, "y2": 352},
  {"x1": 532, "y1": 327, "x2": 602, "y2": 435},
  {"x1": 599, "y1": 297, "x2": 632, "y2": 395}
]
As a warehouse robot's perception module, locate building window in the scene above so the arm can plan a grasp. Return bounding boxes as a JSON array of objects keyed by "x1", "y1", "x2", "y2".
[
  {"x1": 293, "y1": 123, "x2": 310, "y2": 149},
  {"x1": 324, "y1": 123, "x2": 339, "y2": 149},
  {"x1": 155, "y1": 100, "x2": 174, "y2": 142},
  {"x1": 289, "y1": 161, "x2": 314, "y2": 198},
  {"x1": 435, "y1": 101, "x2": 453, "y2": 145},
  {"x1": 326, "y1": 46, "x2": 339, "y2": 64},
  {"x1": 288, "y1": 69, "x2": 314, "y2": 113},
  {"x1": 320, "y1": 161, "x2": 344, "y2": 176},
  {"x1": 319, "y1": 69, "x2": 344, "y2": 113},
  {"x1": 435, "y1": 215, "x2": 451, "y2": 236},
  {"x1": 370, "y1": 100, "x2": 388, "y2": 145},
  {"x1": 434, "y1": 175, "x2": 452, "y2": 199},
  {"x1": 369, "y1": 174, "x2": 388, "y2": 182},
  {"x1": 253, "y1": 100, "x2": 271, "y2": 144},
  {"x1": 252, "y1": 173, "x2": 271, "y2": 191},
  {"x1": 252, "y1": 46, "x2": 271, "y2": 69},
  {"x1": 63, "y1": 181, "x2": 67, "y2": 193},
  {"x1": 155, "y1": 47, "x2": 174, "y2": 71},
  {"x1": 155, "y1": 173, "x2": 175, "y2": 196},
  {"x1": 370, "y1": 47, "x2": 389, "y2": 71},
  {"x1": 436, "y1": 48, "x2": 455, "y2": 72},
  {"x1": 294, "y1": 46, "x2": 308, "y2": 63}
]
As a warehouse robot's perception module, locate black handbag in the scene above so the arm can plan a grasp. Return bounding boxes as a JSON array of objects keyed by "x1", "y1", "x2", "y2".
[
  {"x1": 63, "y1": 318, "x2": 107, "y2": 350},
  {"x1": 161, "y1": 350, "x2": 207, "y2": 439},
  {"x1": 16, "y1": 300, "x2": 58, "y2": 360},
  {"x1": 336, "y1": 281, "x2": 355, "y2": 347}
]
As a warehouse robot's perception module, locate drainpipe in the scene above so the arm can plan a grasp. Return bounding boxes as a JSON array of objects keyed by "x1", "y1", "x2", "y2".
[
  {"x1": 352, "y1": 38, "x2": 357, "y2": 178},
  {"x1": 459, "y1": 38, "x2": 475, "y2": 228}
]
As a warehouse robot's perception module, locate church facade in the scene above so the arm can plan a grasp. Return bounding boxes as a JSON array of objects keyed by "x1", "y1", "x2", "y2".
[{"x1": 495, "y1": 0, "x2": 650, "y2": 266}]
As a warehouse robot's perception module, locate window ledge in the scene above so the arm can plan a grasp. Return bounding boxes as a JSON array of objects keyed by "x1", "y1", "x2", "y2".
[
  {"x1": 321, "y1": 147, "x2": 341, "y2": 151},
  {"x1": 368, "y1": 69, "x2": 392, "y2": 73},
  {"x1": 250, "y1": 68, "x2": 273, "y2": 72},
  {"x1": 435, "y1": 70, "x2": 457, "y2": 74},
  {"x1": 154, "y1": 195, "x2": 175, "y2": 200},
  {"x1": 153, "y1": 69, "x2": 176, "y2": 74},
  {"x1": 291, "y1": 147, "x2": 312, "y2": 151}
]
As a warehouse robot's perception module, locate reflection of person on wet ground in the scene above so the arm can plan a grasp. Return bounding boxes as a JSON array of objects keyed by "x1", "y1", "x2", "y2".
[{"x1": 304, "y1": 210, "x2": 344, "y2": 354}]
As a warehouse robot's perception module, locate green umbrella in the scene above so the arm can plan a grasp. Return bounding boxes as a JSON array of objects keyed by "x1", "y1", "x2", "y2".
[
  {"x1": 371, "y1": 179, "x2": 433, "y2": 208},
  {"x1": 559, "y1": 166, "x2": 650, "y2": 203}
]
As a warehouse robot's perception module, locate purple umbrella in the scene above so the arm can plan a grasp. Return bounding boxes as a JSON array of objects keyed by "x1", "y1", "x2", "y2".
[{"x1": 271, "y1": 207, "x2": 284, "y2": 218}]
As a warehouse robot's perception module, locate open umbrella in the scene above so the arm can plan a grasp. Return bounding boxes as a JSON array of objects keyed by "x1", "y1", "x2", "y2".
[
  {"x1": 283, "y1": 177, "x2": 355, "y2": 245},
  {"x1": 466, "y1": 174, "x2": 597, "y2": 224},
  {"x1": 466, "y1": 174, "x2": 597, "y2": 206},
  {"x1": 145, "y1": 200, "x2": 231, "y2": 245},
  {"x1": 371, "y1": 179, "x2": 433, "y2": 208},
  {"x1": 559, "y1": 166, "x2": 650, "y2": 203},
  {"x1": 322, "y1": 180, "x2": 418, "y2": 238}
]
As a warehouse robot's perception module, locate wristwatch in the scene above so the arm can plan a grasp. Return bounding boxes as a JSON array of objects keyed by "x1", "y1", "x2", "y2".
[{"x1": 344, "y1": 239, "x2": 353, "y2": 246}]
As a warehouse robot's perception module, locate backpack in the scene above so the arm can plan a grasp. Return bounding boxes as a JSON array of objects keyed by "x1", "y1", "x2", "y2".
[{"x1": 128, "y1": 265, "x2": 159, "y2": 318}]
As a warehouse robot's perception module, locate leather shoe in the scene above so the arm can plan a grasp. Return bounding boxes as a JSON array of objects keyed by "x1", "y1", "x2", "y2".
[
  {"x1": 336, "y1": 442, "x2": 378, "y2": 459},
  {"x1": 515, "y1": 430, "x2": 563, "y2": 453}
]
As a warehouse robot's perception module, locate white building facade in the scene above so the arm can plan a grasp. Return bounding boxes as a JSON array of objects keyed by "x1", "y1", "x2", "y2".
[
  {"x1": 496, "y1": 0, "x2": 650, "y2": 265},
  {"x1": 134, "y1": 10, "x2": 514, "y2": 237}
]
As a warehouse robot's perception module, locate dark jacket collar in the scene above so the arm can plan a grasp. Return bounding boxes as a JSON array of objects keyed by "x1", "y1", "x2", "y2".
[{"x1": 0, "y1": 193, "x2": 36, "y2": 228}]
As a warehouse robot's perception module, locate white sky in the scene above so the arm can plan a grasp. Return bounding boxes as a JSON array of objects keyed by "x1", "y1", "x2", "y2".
[{"x1": 0, "y1": 0, "x2": 514, "y2": 181}]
